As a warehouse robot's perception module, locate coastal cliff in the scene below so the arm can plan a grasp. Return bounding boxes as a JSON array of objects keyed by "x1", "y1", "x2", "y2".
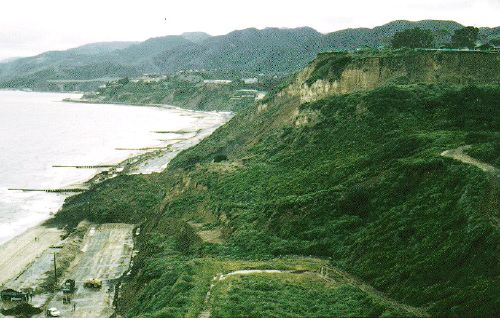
[
  {"x1": 49, "y1": 50, "x2": 500, "y2": 317},
  {"x1": 283, "y1": 50, "x2": 500, "y2": 103}
]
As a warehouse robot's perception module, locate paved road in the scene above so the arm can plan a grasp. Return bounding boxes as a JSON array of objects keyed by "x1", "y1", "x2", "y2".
[{"x1": 40, "y1": 224, "x2": 134, "y2": 318}]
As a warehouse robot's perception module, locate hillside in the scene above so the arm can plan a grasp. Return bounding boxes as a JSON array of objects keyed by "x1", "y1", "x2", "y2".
[
  {"x1": 78, "y1": 72, "x2": 281, "y2": 112},
  {"x1": 65, "y1": 41, "x2": 138, "y2": 55},
  {"x1": 319, "y1": 20, "x2": 466, "y2": 49},
  {"x1": 285, "y1": 50, "x2": 500, "y2": 102},
  {"x1": 0, "y1": 20, "x2": 498, "y2": 92},
  {"x1": 77, "y1": 49, "x2": 500, "y2": 112},
  {"x1": 151, "y1": 26, "x2": 324, "y2": 74},
  {"x1": 49, "y1": 50, "x2": 500, "y2": 317}
]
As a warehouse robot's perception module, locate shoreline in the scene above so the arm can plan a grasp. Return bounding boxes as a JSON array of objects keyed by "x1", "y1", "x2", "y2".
[
  {"x1": 63, "y1": 97, "x2": 177, "y2": 109},
  {"x1": 0, "y1": 98, "x2": 232, "y2": 292},
  {"x1": 0, "y1": 224, "x2": 64, "y2": 287},
  {"x1": 63, "y1": 97, "x2": 234, "y2": 116}
]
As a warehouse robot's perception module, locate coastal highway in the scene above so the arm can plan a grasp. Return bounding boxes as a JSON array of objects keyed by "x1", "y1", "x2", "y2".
[{"x1": 40, "y1": 224, "x2": 134, "y2": 318}]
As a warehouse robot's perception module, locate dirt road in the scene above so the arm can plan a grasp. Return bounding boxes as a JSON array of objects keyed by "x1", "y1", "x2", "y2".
[
  {"x1": 40, "y1": 223, "x2": 134, "y2": 318},
  {"x1": 441, "y1": 145, "x2": 498, "y2": 174},
  {"x1": 199, "y1": 268, "x2": 429, "y2": 318}
]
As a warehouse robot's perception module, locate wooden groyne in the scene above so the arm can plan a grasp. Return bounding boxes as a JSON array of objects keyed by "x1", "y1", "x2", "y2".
[
  {"x1": 52, "y1": 165, "x2": 114, "y2": 169},
  {"x1": 8, "y1": 188, "x2": 87, "y2": 193},
  {"x1": 157, "y1": 138, "x2": 187, "y2": 142},
  {"x1": 152, "y1": 129, "x2": 200, "y2": 134},
  {"x1": 115, "y1": 146, "x2": 171, "y2": 151}
]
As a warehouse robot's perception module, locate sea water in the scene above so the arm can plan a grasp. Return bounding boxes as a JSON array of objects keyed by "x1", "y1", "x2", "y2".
[{"x1": 0, "y1": 91, "x2": 220, "y2": 244}]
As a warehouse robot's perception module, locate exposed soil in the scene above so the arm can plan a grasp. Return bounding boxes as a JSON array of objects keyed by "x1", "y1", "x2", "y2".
[{"x1": 441, "y1": 145, "x2": 498, "y2": 175}]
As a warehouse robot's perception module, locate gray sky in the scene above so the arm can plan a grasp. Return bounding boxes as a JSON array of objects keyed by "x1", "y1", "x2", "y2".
[{"x1": 0, "y1": 0, "x2": 499, "y2": 60}]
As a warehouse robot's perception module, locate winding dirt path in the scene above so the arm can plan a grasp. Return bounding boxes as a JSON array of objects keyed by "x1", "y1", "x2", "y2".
[
  {"x1": 441, "y1": 145, "x2": 498, "y2": 174},
  {"x1": 198, "y1": 267, "x2": 429, "y2": 318},
  {"x1": 319, "y1": 266, "x2": 429, "y2": 318}
]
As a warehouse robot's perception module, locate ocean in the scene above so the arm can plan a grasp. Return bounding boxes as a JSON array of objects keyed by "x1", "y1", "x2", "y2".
[{"x1": 0, "y1": 90, "x2": 221, "y2": 244}]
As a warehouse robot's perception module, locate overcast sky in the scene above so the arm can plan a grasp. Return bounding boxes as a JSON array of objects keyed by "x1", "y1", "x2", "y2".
[{"x1": 0, "y1": 0, "x2": 498, "y2": 60}]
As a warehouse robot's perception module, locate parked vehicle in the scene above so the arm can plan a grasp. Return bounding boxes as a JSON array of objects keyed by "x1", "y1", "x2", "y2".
[
  {"x1": 47, "y1": 307, "x2": 61, "y2": 317},
  {"x1": 62, "y1": 279, "x2": 76, "y2": 294},
  {"x1": 63, "y1": 294, "x2": 72, "y2": 304},
  {"x1": 83, "y1": 278, "x2": 102, "y2": 289},
  {"x1": 1, "y1": 289, "x2": 28, "y2": 301}
]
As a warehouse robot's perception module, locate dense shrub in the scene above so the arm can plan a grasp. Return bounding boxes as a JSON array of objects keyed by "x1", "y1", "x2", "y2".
[
  {"x1": 305, "y1": 53, "x2": 352, "y2": 85},
  {"x1": 213, "y1": 154, "x2": 228, "y2": 162},
  {"x1": 55, "y1": 83, "x2": 500, "y2": 317}
]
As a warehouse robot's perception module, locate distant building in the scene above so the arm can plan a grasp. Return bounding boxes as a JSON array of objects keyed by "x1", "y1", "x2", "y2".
[
  {"x1": 242, "y1": 77, "x2": 258, "y2": 84},
  {"x1": 255, "y1": 92, "x2": 267, "y2": 100},
  {"x1": 203, "y1": 79, "x2": 232, "y2": 85},
  {"x1": 232, "y1": 90, "x2": 267, "y2": 101}
]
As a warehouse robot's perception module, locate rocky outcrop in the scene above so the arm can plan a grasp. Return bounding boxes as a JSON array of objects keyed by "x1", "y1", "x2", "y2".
[{"x1": 282, "y1": 51, "x2": 500, "y2": 103}]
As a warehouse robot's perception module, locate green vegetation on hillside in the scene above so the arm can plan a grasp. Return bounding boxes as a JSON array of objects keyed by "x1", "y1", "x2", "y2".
[
  {"x1": 80, "y1": 73, "x2": 281, "y2": 111},
  {"x1": 210, "y1": 274, "x2": 416, "y2": 317},
  {"x1": 305, "y1": 52, "x2": 352, "y2": 85},
  {"x1": 464, "y1": 140, "x2": 500, "y2": 167},
  {"x1": 1, "y1": 20, "x2": 498, "y2": 92},
  {"x1": 391, "y1": 28, "x2": 435, "y2": 48},
  {"x1": 47, "y1": 174, "x2": 165, "y2": 227},
  {"x1": 51, "y1": 74, "x2": 500, "y2": 317}
]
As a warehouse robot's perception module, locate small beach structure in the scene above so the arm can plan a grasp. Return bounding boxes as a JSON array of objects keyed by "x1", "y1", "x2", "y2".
[{"x1": 0, "y1": 289, "x2": 28, "y2": 301}]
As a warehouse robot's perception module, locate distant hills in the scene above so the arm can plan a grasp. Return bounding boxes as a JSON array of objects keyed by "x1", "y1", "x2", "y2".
[
  {"x1": 64, "y1": 41, "x2": 139, "y2": 55},
  {"x1": 0, "y1": 20, "x2": 498, "y2": 91},
  {"x1": 180, "y1": 32, "x2": 212, "y2": 44}
]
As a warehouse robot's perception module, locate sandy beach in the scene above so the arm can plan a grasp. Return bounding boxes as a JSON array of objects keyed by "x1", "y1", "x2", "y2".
[
  {"x1": 0, "y1": 97, "x2": 231, "y2": 316},
  {"x1": 0, "y1": 225, "x2": 63, "y2": 287},
  {"x1": 0, "y1": 110, "x2": 230, "y2": 291}
]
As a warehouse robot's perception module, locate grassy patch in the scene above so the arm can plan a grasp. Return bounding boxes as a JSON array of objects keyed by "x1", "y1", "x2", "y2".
[
  {"x1": 305, "y1": 52, "x2": 352, "y2": 86},
  {"x1": 211, "y1": 273, "x2": 416, "y2": 317},
  {"x1": 53, "y1": 83, "x2": 500, "y2": 317},
  {"x1": 464, "y1": 141, "x2": 500, "y2": 167}
]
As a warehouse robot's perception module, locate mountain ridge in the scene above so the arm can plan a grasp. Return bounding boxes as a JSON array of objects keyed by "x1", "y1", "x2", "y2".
[{"x1": 0, "y1": 20, "x2": 498, "y2": 91}]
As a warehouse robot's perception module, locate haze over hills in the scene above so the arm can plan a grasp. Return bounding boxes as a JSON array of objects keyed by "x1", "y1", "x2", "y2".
[
  {"x1": 0, "y1": 57, "x2": 20, "y2": 64},
  {"x1": 180, "y1": 32, "x2": 212, "y2": 43},
  {"x1": 0, "y1": 19, "x2": 498, "y2": 91},
  {"x1": 64, "y1": 41, "x2": 139, "y2": 55}
]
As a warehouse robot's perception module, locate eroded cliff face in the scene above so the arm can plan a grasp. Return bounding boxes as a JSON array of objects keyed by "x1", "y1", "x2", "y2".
[{"x1": 282, "y1": 51, "x2": 500, "y2": 103}]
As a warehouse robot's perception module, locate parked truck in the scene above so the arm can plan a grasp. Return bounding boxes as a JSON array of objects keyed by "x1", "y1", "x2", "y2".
[
  {"x1": 62, "y1": 279, "x2": 76, "y2": 294},
  {"x1": 83, "y1": 278, "x2": 102, "y2": 289}
]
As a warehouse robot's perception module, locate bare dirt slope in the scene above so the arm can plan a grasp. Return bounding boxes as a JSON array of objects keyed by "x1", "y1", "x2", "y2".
[{"x1": 441, "y1": 145, "x2": 498, "y2": 175}]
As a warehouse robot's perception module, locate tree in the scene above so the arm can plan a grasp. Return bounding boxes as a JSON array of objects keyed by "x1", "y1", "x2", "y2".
[
  {"x1": 391, "y1": 28, "x2": 435, "y2": 49},
  {"x1": 117, "y1": 77, "x2": 129, "y2": 85},
  {"x1": 451, "y1": 26, "x2": 479, "y2": 49},
  {"x1": 489, "y1": 38, "x2": 500, "y2": 46}
]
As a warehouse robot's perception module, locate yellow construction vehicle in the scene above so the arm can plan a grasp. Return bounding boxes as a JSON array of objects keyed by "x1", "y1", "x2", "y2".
[{"x1": 83, "y1": 278, "x2": 102, "y2": 289}]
